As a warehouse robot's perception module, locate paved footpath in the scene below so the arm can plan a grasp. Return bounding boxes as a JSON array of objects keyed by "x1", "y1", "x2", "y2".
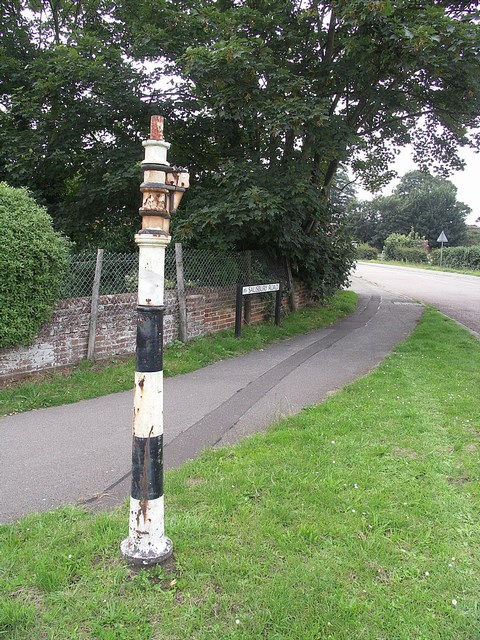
[{"x1": 0, "y1": 277, "x2": 423, "y2": 523}]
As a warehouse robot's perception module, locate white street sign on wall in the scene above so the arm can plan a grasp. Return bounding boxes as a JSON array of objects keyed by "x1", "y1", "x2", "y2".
[{"x1": 242, "y1": 283, "x2": 280, "y2": 295}]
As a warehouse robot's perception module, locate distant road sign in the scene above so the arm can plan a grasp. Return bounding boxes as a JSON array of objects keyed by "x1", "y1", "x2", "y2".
[{"x1": 437, "y1": 231, "x2": 448, "y2": 243}]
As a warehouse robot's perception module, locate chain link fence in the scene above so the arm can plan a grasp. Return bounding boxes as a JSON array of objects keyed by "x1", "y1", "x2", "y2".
[{"x1": 61, "y1": 247, "x2": 288, "y2": 299}]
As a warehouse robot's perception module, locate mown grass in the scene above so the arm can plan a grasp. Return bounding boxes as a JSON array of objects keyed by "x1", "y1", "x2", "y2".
[
  {"x1": 0, "y1": 291, "x2": 356, "y2": 416},
  {"x1": 1, "y1": 308, "x2": 479, "y2": 639}
]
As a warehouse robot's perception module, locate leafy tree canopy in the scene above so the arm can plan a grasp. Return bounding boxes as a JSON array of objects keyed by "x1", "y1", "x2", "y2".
[
  {"x1": 347, "y1": 170, "x2": 470, "y2": 247},
  {"x1": 0, "y1": 0, "x2": 172, "y2": 249},
  {"x1": 122, "y1": 0, "x2": 480, "y2": 186},
  {"x1": 123, "y1": 0, "x2": 478, "y2": 288},
  {"x1": 0, "y1": 0, "x2": 479, "y2": 285}
]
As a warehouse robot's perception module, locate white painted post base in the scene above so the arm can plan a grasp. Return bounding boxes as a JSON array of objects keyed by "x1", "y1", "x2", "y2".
[
  {"x1": 120, "y1": 536, "x2": 173, "y2": 567},
  {"x1": 121, "y1": 496, "x2": 173, "y2": 567}
]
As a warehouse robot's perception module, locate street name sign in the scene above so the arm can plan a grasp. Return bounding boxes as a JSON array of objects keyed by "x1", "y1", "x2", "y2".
[
  {"x1": 242, "y1": 283, "x2": 280, "y2": 295},
  {"x1": 236, "y1": 282, "x2": 282, "y2": 337}
]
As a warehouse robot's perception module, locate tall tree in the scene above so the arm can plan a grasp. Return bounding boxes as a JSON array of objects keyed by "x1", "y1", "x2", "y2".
[
  {"x1": 392, "y1": 170, "x2": 469, "y2": 246},
  {"x1": 346, "y1": 170, "x2": 469, "y2": 247},
  {"x1": 119, "y1": 0, "x2": 479, "y2": 286},
  {"x1": 1, "y1": 0, "x2": 479, "y2": 273},
  {"x1": 346, "y1": 196, "x2": 404, "y2": 248},
  {"x1": 0, "y1": 0, "x2": 167, "y2": 249}
]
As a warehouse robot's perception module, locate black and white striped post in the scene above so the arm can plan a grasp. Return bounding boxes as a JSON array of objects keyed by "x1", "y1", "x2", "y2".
[{"x1": 121, "y1": 116, "x2": 189, "y2": 566}]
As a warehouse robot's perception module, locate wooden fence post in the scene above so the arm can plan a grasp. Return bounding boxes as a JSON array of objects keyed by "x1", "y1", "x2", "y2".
[
  {"x1": 87, "y1": 248, "x2": 104, "y2": 360},
  {"x1": 175, "y1": 243, "x2": 188, "y2": 342},
  {"x1": 286, "y1": 257, "x2": 297, "y2": 312},
  {"x1": 244, "y1": 250, "x2": 252, "y2": 324}
]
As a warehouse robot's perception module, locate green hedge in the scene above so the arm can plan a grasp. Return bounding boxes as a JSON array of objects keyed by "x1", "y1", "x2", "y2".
[
  {"x1": 0, "y1": 183, "x2": 70, "y2": 348},
  {"x1": 430, "y1": 245, "x2": 480, "y2": 270},
  {"x1": 394, "y1": 247, "x2": 428, "y2": 263},
  {"x1": 355, "y1": 243, "x2": 378, "y2": 260},
  {"x1": 383, "y1": 230, "x2": 426, "y2": 262}
]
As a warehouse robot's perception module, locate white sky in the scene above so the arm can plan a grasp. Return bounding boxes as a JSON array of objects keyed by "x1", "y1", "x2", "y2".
[{"x1": 357, "y1": 146, "x2": 480, "y2": 225}]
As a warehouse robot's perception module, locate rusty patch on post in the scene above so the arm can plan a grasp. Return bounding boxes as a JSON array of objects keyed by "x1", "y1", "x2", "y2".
[
  {"x1": 150, "y1": 116, "x2": 164, "y2": 141},
  {"x1": 136, "y1": 498, "x2": 149, "y2": 528}
]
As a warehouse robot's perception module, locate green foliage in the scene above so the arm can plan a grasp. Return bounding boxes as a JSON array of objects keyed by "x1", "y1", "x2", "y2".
[
  {"x1": 62, "y1": 251, "x2": 139, "y2": 298},
  {"x1": 394, "y1": 246, "x2": 428, "y2": 264},
  {"x1": 355, "y1": 243, "x2": 378, "y2": 260},
  {"x1": 348, "y1": 171, "x2": 470, "y2": 249},
  {"x1": 466, "y1": 226, "x2": 480, "y2": 246},
  {"x1": 1, "y1": 0, "x2": 480, "y2": 278},
  {"x1": 168, "y1": 1, "x2": 478, "y2": 292},
  {"x1": 347, "y1": 199, "x2": 386, "y2": 249},
  {"x1": 315, "y1": 227, "x2": 356, "y2": 298},
  {"x1": 430, "y1": 245, "x2": 480, "y2": 270},
  {"x1": 182, "y1": 251, "x2": 242, "y2": 287},
  {"x1": 175, "y1": 162, "x2": 355, "y2": 297},
  {"x1": 0, "y1": 183, "x2": 70, "y2": 348},
  {"x1": 383, "y1": 229, "x2": 426, "y2": 261},
  {"x1": 163, "y1": 0, "x2": 480, "y2": 188},
  {"x1": 0, "y1": 2, "x2": 159, "y2": 251},
  {"x1": 392, "y1": 172, "x2": 469, "y2": 247}
]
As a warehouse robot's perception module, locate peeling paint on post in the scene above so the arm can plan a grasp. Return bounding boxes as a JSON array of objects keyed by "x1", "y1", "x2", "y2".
[{"x1": 121, "y1": 117, "x2": 189, "y2": 566}]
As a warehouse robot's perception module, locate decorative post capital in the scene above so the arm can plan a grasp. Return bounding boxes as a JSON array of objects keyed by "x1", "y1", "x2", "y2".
[{"x1": 137, "y1": 116, "x2": 189, "y2": 238}]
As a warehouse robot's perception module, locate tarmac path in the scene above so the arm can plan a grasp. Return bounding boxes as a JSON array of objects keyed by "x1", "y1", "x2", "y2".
[
  {"x1": 355, "y1": 262, "x2": 480, "y2": 337},
  {"x1": 0, "y1": 276, "x2": 424, "y2": 523}
]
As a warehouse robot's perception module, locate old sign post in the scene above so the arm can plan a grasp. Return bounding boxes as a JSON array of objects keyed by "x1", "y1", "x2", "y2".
[{"x1": 121, "y1": 116, "x2": 189, "y2": 567}]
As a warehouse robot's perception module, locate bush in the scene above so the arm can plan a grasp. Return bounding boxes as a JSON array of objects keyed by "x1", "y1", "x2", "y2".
[
  {"x1": 0, "y1": 183, "x2": 70, "y2": 348},
  {"x1": 430, "y1": 245, "x2": 480, "y2": 270},
  {"x1": 465, "y1": 226, "x2": 480, "y2": 246},
  {"x1": 383, "y1": 229, "x2": 427, "y2": 262},
  {"x1": 355, "y1": 243, "x2": 378, "y2": 260},
  {"x1": 394, "y1": 247, "x2": 428, "y2": 263},
  {"x1": 462, "y1": 246, "x2": 480, "y2": 269}
]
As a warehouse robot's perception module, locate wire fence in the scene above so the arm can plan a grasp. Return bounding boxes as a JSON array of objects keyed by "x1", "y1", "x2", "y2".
[{"x1": 61, "y1": 246, "x2": 288, "y2": 299}]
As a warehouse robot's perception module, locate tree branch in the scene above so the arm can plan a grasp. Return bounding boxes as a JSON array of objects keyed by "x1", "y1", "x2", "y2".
[
  {"x1": 282, "y1": 129, "x2": 296, "y2": 164},
  {"x1": 323, "y1": 9, "x2": 336, "y2": 62}
]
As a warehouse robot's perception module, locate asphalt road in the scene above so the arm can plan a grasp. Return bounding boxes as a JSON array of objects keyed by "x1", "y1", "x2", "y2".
[
  {"x1": 0, "y1": 277, "x2": 424, "y2": 523},
  {"x1": 355, "y1": 262, "x2": 480, "y2": 337}
]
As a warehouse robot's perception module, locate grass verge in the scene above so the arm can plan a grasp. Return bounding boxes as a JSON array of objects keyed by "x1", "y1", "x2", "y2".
[
  {"x1": 0, "y1": 291, "x2": 356, "y2": 416},
  {"x1": 1, "y1": 308, "x2": 479, "y2": 639}
]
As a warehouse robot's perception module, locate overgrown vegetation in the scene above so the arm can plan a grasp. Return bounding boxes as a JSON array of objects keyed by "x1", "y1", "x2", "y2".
[
  {"x1": 0, "y1": 183, "x2": 70, "y2": 348},
  {"x1": 175, "y1": 166, "x2": 356, "y2": 297},
  {"x1": 357, "y1": 229, "x2": 480, "y2": 270},
  {"x1": 355, "y1": 243, "x2": 378, "y2": 260},
  {"x1": 466, "y1": 225, "x2": 480, "y2": 246},
  {"x1": 1, "y1": 309, "x2": 479, "y2": 639},
  {"x1": 2, "y1": 2, "x2": 479, "y2": 291},
  {"x1": 383, "y1": 229, "x2": 427, "y2": 263}
]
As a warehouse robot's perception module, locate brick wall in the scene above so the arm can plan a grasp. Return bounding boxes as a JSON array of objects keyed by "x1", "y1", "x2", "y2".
[{"x1": 0, "y1": 280, "x2": 311, "y2": 383}]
